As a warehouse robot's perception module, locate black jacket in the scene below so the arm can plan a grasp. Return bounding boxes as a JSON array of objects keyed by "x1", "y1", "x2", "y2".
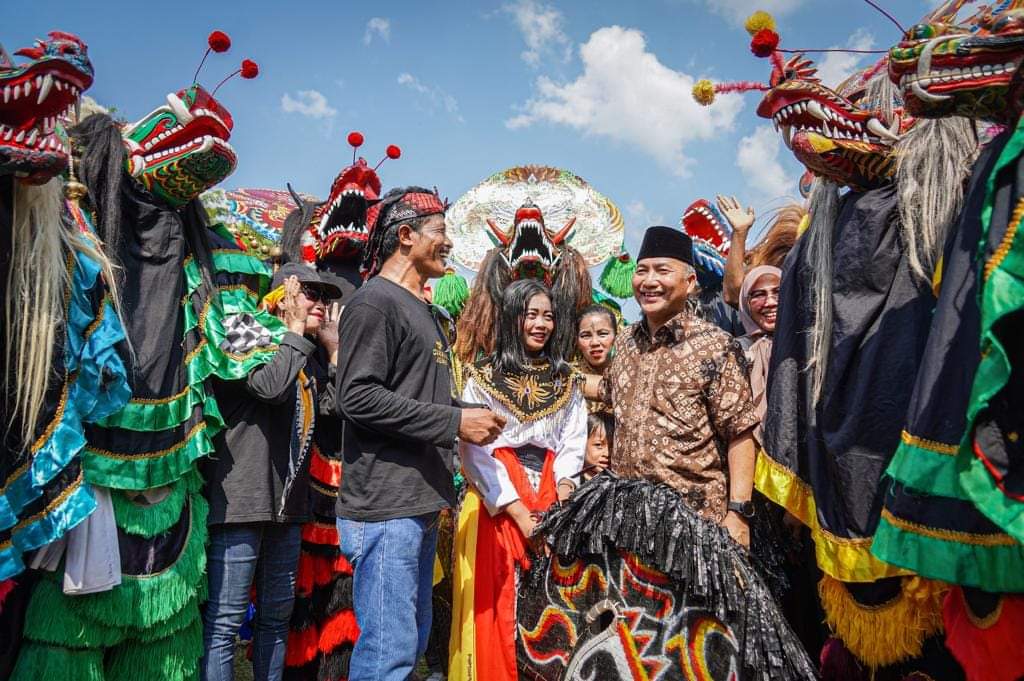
[{"x1": 204, "y1": 331, "x2": 325, "y2": 524}]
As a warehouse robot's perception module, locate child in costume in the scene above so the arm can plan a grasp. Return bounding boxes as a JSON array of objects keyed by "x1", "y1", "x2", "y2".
[
  {"x1": 450, "y1": 278, "x2": 586, "y2": 681},
  {"x1": 582, "y1": 412, "x2": 613, "y2": 481}
]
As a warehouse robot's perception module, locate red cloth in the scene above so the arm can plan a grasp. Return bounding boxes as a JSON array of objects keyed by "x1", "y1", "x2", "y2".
[
  {"x1": 473, "y1": 448, "x2": 558, "y2": 681},
  {"x1": 944, "y1": 587, "x2": 1024, "y2": 681}
]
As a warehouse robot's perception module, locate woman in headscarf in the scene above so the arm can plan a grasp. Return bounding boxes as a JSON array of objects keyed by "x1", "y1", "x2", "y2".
[{"x1": 738, "y1": 265, "x2": 781, "y2": 444}]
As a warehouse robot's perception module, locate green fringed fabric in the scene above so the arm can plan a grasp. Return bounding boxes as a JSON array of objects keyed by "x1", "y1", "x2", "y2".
[
  {"x1": 599, "y1": 250, "x2": 636, "y2": 299},
  {"x1": 10, "y1": 642, "x2": 105, "y2": 681},
  {"x1": 132, "y1": 583, "x2": 205, "y2": 643},
  {"x1": 83, "y1": 418, "x2": 216, "y2": 491},
  {"x1": 74, "y1": 492, "x2": 209, "y2": 631},
  {"x1": 20, "y1": 576, "x2": 123, "y2": 648},
  {"x1": 110, "y1": 470, "x2": 202, "y2": 538},
  {"x1": 108, "y1": 613, "x2": 203, "y2": 681},
  {"x1": 433, "y1": 270, "x2": 470, "y2": 317}
]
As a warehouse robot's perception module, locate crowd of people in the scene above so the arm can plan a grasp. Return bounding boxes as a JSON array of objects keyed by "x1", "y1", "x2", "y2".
[
  {"x1": 188, "y1": 186, "x2": 788, "y2": 680},
  {"x1": 4, "y1": 3, "x2": 1024, "y2": 681}
]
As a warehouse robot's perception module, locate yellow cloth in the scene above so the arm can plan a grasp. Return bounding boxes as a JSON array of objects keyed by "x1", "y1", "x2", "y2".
[
  {"x1": 262, "y1": 285, "x2": 285, "y2": 311},
  {"x1": 448, "y1": 488, "x2": 481, "y2": 681},
  {"x1": 433, "y1": 553, "x2": 444, "y2": 587}
]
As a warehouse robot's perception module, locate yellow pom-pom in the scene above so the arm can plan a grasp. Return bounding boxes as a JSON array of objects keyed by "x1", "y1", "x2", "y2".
[
  {"x1": 745, "y1": 11, "x2": 776, "y2": 36},
  {"x1": 692, "y1": 79, "x2": 716, "y2": 106}
]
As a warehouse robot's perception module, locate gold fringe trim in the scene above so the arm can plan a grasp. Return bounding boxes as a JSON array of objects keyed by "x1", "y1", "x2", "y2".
[
  {"x1": 754, "y1": 452, "x2": 910, "y2": 582},
  {"x1": 985, "y1": 196, "x2": 1024, "y2": 281},
  {"x1": 880, "y1": 508, "x2": 1018, "y2": 547},
  {"x1": 900, "y1": 430, "x2": 957, "y2": 456},
  {"x1": 819, "y1": 574, "x2": 947, "y2": 669}
]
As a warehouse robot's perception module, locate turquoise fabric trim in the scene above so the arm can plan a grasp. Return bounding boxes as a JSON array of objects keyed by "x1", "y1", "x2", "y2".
[
  {"x1": 0, "y1": 245, "x2": 130, "y2": 579},
  {"x1": 1, "y1": 252, "x2": 129, "y2": 519},
  {"x1": 0, "y1": 481, "x2": 96, "y2": 581}
]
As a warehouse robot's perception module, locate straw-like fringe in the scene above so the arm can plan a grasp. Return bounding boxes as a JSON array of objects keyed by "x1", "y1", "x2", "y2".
[
  {"x1": 819, "y1": 574, "x2": 946, "y2": 669},
  {"x1": 535, "y1": 474, "x2": 818, "y2": 680}
]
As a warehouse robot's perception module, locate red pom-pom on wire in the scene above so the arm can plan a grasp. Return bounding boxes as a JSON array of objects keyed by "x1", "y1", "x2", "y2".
[
  {"x1": 240, "y1": 59, "x2": 259, "y2": 79},
  {"x1": 208, "y1": 31, "x2": 231, "y2": 53},
  {"x1": 348, "y1": 131, "x2": 364, "y2": 147},
  {"x1": 386, "y1": 144, "x2": 401, "y2": 159},
  {"x1": 750, "y1": 29, "x2": 780, "y2": 58}
]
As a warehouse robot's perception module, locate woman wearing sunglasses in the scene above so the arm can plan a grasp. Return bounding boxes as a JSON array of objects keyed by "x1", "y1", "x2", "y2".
[{"x1": 201, "y1": 262, "x2": 343, "y2": 681}]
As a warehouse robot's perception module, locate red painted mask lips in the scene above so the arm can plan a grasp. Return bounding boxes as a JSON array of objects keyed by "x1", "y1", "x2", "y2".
[
  {"x1": 1, "y1": 32, "x2": 94, "y2": 181},
  {"x1": 681, "y1": 199, "x2": 730, "y2": 253},
  {"x1": 311, "y1": 159, "x2": 383, "y2": 261}
]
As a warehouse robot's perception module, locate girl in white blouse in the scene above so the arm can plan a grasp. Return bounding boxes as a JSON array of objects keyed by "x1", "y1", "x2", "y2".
[{"x1": 449, "y1": 278, "x2": 586, "y2": 681}]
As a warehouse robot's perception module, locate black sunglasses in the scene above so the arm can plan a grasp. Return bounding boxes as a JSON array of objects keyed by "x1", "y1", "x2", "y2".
[{"x1": 300, "y1": 285, "x2": 333, "y2": 303}]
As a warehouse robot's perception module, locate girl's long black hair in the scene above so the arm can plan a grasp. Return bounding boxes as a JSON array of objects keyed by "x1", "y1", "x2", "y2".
[{"x1": 492, "y1": 279, "x2": 570, "y2": 377}]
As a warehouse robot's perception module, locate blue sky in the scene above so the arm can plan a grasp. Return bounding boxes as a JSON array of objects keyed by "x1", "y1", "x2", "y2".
[{"x1": 16, "y1": 0, "x2": 939, "y2": 318}]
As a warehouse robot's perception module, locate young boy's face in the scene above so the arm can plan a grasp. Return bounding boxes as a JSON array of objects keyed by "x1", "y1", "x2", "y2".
[{"x1": 586, "y1": 425, "x2": 610, "y2": 471}]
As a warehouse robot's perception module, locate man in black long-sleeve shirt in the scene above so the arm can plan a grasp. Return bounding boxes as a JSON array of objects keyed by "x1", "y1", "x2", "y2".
[{"x1": 335, "y1": 187, "x2": 504, "y2": 681}]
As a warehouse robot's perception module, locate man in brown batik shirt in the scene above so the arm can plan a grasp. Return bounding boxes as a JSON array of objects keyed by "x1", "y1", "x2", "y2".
[{"x1": 594, "y1": 226, "x2": 758, "y2": 547}]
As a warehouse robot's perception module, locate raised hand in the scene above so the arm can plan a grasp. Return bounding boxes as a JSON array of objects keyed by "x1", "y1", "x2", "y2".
[
  {"x1": 279, "y1": 276, "x2": 308, "y2": 334},
  {"x1": 715, "y1": 194, "x2": 755, "y2": 235}
]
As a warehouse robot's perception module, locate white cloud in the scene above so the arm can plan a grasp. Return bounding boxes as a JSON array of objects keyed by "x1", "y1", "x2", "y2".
[
  {"x1": 506, "y1": 26, "x2": 744, "y2": 176},
  {"x1": 736, "y1": 124, "x2": 798, "y2": 201},
  {"x1": 502, "y1": 0, "x2": 572, "y2": 67},
  {"x1": 623, "y1": 199, "x2": 667, "y2": 243},
  {"x1": 363, "y1": 17, "x2": 391, "y2": 46},
  {"x1": 397, "y1": 73, "x2": 465, "y2": 123},
  {"x1": 280, "y1": 90, "x2": 337, "y2": 119},
  {"x1": 698, "y1": 0, "x2": 806, "y2": 26},
  {"x1": 814, "y1": 28, "x2": 877, "y2": 88}
]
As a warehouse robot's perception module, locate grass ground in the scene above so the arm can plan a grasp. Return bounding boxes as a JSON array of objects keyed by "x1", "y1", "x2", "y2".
[{"x1": 229, "y1": 641, "x2": 435, "y2": 679}]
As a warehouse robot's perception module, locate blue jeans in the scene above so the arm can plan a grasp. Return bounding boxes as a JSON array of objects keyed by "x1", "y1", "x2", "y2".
[
  {"x1": 201, "y1": 522, "x2": 302, "y2": 681},
  {"x1": 338, "y1": 513, "x2": 439, "y2": 681}
]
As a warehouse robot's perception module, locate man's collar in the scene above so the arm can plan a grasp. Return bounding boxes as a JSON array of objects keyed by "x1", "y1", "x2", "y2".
[{"x1": 634, "y1": 307, "x2": 690, "y2": 344}]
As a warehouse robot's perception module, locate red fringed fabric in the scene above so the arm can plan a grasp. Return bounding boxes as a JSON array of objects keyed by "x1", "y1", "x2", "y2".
[
  {"x1": 332, "y1": 553, "x2": 353, "y2": 576},
  {"x1": 296, "y1": 552, "x2": 319, "y2": 595},
  {"x1": 311, "y1": 450, "x2": 342, "y2": 487},
  {"x1": 296, "y1": 552, "x2": 346, "y2": 592},
  {"x1": 286, "y1": 623, "x2": 321, "y2": 667},
  {"x1": 302, "y1": 521, "x2": 340, "y2": 547},
  {"x1": 319, "y1": 609, "x2": 360, "y2": 652},
  {"x1": 943, "y1": 588, "x2": 1024, "y2": 681}
]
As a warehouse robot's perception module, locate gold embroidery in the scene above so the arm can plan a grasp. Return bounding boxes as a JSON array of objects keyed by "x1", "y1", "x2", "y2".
[
  {"x1": 901, "y1": 430, "x2": 958, "y2": 456},
  {"x1": 82, "y1": 293, "x2": 110, "y2": 340},
  {"x1": 503, "y1": 373, "x2": 551, "y2": 411},
  {"x1": 433, "y1": 341, "x2": 449, "y2": 367},
  {"x1": 465, "y1": 362, "x2": 575, "y2": 424}
]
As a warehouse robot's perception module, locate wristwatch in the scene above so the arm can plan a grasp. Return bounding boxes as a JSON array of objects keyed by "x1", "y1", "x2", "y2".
[{"x1": 727, "y1": 500, "x2": 755, "y2": 520}]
